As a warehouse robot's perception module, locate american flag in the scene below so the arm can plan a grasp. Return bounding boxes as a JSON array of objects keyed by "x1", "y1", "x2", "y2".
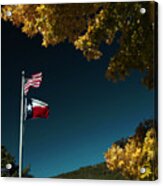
[{"x1": 24, "y1": 72, "x2": 42, "y2": 95}]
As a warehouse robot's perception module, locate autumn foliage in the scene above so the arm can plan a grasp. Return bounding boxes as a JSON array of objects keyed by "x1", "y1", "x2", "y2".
[
  {"x1": 1, "y1": 2, "x2": 157, "y2": 89},
  {"x1": 104, "y1": 120, "x2": 158, "y2": 180}
]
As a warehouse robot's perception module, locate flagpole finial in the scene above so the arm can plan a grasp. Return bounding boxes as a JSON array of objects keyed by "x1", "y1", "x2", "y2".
[{"x1": 22, "y1": 70, "x2": 25, "y2": 75}]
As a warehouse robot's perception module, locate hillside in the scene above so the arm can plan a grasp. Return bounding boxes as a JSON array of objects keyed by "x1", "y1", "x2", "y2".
[{"x1": 54, "y1": 162, "x2": 126, "y2": 180}]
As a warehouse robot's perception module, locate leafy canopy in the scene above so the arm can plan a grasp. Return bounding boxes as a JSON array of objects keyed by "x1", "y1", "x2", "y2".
[{"x1": 1, "y1": 2, "x2": 156, "y2": 89}]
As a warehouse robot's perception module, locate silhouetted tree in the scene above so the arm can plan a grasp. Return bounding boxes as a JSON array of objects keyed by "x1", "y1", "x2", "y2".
[{"x1": 1, "y1": 145, "x2": 33, "y2": 177}]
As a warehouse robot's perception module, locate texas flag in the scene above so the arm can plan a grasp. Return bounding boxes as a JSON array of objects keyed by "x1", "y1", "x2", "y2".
[{"x1": 25, "y1": 98, "x2": 49, "y2": 120}]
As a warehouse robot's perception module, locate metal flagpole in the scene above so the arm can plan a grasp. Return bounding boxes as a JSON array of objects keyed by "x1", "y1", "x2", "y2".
[{"x1": 19, "y1": 70, "x2": 25, "y2": 178}]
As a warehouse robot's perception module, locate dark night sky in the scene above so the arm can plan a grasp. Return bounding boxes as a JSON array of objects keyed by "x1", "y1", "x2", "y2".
[{"x1": 1, "y1": 20, "x2": 154, "y2": 178}]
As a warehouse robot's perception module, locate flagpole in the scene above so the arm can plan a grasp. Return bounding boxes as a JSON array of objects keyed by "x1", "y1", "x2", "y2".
[{"x1": 19, "y1": 70, "x2": 25, "y2": 178}]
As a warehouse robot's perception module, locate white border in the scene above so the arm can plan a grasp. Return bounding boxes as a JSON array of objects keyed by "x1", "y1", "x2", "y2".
[{"x1": 0, "y1": 1, "x2": 162, "y2": 186}]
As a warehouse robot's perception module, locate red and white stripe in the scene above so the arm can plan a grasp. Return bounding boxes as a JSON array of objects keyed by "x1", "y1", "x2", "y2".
[
  {"x1": 24, "y1": 72, "x2": 43, "y2": 95},
  {"x1": 31, "y1": 98, "x2": 49, "y2": 119}
]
